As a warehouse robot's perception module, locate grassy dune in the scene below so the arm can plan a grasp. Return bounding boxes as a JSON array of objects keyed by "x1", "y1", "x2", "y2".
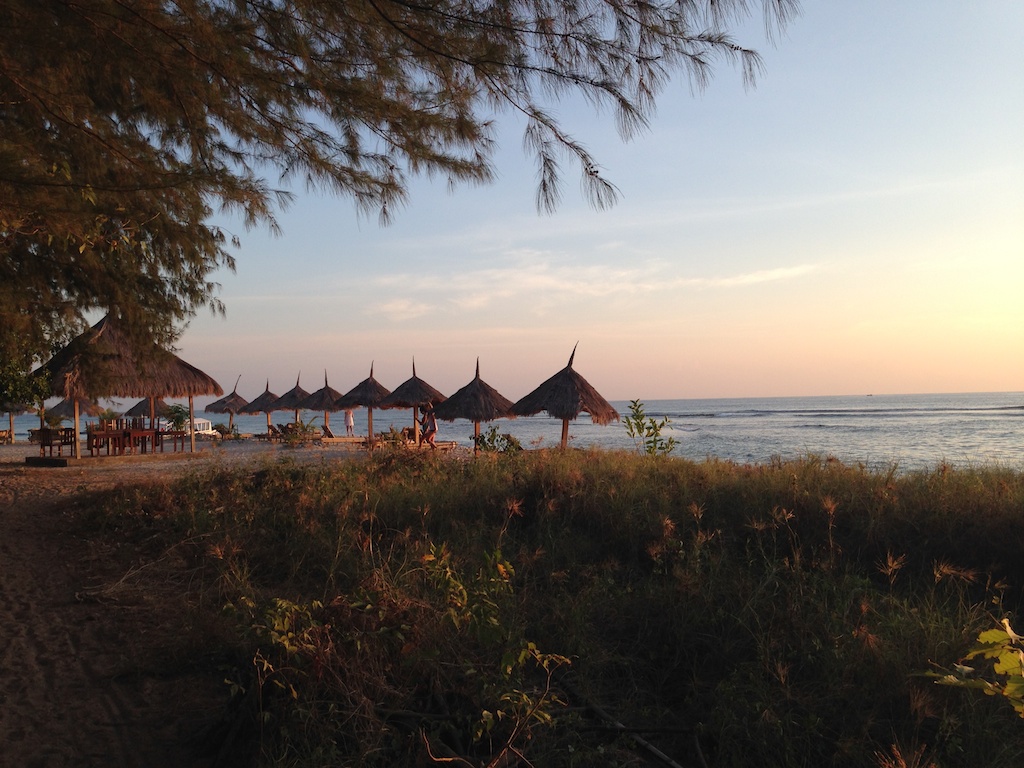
[{"x1": 89, "y1": 450, "x2": 1024, "y2": 767}]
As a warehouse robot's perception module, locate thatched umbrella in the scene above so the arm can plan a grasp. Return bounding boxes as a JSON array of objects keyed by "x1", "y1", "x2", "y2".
[
  {"x1": 48, "y1": 396, "x2": 105, "y2": 421},
  {"x1": 335, "y1": 362, "x2": 391, "y2": 447},
  {"x1": 123, "y1": 397, "x2": 172, "y2": 420},
  {"x1": 268, "y1": 373, "x2": 310, "y2": 425},
  {"x1": 239, "y1": 380, "x2": 281, "y2": 434},
  {"x1": 2, "y1": 401, "x2": 29, "y2": 444},
  {"x1": 510, "y1": 344, "x2": 620, "y2": 449},
  {"x1": 205, "y1": 375, "x2": 249, "y2": 431},
  {"x1": 33, "y1": 314, "x2": 223, "y2": 456},
  {"x1": 379, "y1": 359, "x2": 446, "y2": 443},
  {"x1": 297, "y1": 371, "x2": 345, "y2": 431},
  {"x1": 434, "y1": 359, "x2": 514, "y2": 453}
]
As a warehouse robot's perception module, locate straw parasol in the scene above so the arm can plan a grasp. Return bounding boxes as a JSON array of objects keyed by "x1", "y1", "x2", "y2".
[
  {"x1": 33, "y1": 314, "x2": 223, "y2": 456},
  {"x1": 379, "y1": 359, "x2": 447, "y2": 443},
  {"x1": 205, "y1": 375, "x2": 249, "y2": 431},
  {"x1": 297, "y1": 371, "x2": 345, "y2": 431},
  {"x1": 510, "y1": 344, "x2": 620, "y2": 449},
  {"x1": 434, "y1": 359, "x2": 514, "y2": 453},
  {"x1": 47, "y1": 396, "x2": 105, "y2": 421},
  {"x1": 335, "y1": 362, "x2": 392, "y2": 446},
  {"x1": 2, "y1": 401, "x2": 29, "y2": 444},
  {"x1": 123, "y1": 397, "x2": 172, "y2": 420},
  {"x1": 239, "y1": 380, "x2": 281, "y2": 433},
  {"x1": 268, "y1": 373, "x2": 311, "y2": 425}
]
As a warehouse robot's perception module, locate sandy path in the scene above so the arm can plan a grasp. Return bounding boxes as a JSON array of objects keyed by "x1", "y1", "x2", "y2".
[{"x1": 0, "y1": 442, "x2": 345, "y2": 767}]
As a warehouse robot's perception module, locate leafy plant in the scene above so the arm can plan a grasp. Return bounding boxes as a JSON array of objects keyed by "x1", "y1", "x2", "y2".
[
  {"x1": 622, "y1": 398, "x2": 677, "y2": 456},
  {"x1": 930, "y1": 618, "x2": 1024, "y2": 718},
  {"x1": 165, "y1": 403, "x2": 189, "y2": 430},
  {"x1": 474, "y1": 425, "x2": 523, "y2": 453},
  {"x1": 42, "y1": 409, "x2": 65, "y2": 428}
]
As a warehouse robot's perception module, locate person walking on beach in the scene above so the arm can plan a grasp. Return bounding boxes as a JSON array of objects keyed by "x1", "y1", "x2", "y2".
[
  {"x1": 420, "y1": 402, "x2": 438, "y2": 449},
  {"x1": 344, "y1": 408, "x2": 355, "y2": 436}
]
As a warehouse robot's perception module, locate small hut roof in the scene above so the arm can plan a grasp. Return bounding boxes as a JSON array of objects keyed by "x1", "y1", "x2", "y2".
[
  {"x1": 2, "y1": 401, "x2": 30, "y2": 415},
  {"x1": 48, "y1": 396, "x2": 105, "y2": 419},
  {"x1": 123, "y1": 398, "x2": 172, "y2": 418},
  {"x1": 297, "y1": 372, "x2": 345, "y2": 412},
  {"x1": 239, "y1": 381, "x2": 281, "y2": 415},
  {"x1": 335, "y1": 363, "x2": 391, "y2": 408},
  {"x1": 34, "y1": 315, "x2": 223, "y2": 400},
  {"x1": 206, "y1": 375, "x2": 249, "y2": 415},
  {"x1": 434, "y1": 360, "x2": 514, "y2": 423},
  {"x1": 379, "y1": 360, "x2": 446, "y2": 409},
  {"x1": 268, "y1": 373, "x2": 311, "y2": 412},
  {"x1": 510, "y1": 345, "x2": 620, "y2": 425}
]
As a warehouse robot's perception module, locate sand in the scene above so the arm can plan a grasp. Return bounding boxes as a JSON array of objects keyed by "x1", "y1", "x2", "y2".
[{"x1": 0, "y1": 439, "x2": 370, "y2": 767}]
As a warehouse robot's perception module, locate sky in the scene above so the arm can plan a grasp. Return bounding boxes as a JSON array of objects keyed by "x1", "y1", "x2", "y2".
[{"x1": 182, "y1": 0, "x2": 1023, "y2": 406}]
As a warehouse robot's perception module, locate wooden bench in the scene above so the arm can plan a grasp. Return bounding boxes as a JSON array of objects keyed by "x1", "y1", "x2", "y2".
[{"x1": 37, "y1": 427, "x2": 77, "y2": 457}]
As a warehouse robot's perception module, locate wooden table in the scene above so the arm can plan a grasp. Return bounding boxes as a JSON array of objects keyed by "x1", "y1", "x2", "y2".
[{"x1": 87, "y1": 429, "x2": 126, "y2": 456}]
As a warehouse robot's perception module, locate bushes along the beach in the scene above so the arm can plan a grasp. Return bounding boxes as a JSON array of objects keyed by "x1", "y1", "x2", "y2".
[{"x1": 87, "y1": 450, "x2": 1024, "y2": 767}]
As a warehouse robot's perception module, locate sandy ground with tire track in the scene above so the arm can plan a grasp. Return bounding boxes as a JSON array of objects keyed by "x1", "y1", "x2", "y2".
[{"x1": 0, "y1": 440, "x2": 365, "y2": 767}]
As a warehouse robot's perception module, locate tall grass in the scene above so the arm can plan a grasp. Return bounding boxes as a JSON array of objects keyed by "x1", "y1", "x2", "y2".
[{"x1": 91, "y1": 450, "x2": 1024, "y2": 767}]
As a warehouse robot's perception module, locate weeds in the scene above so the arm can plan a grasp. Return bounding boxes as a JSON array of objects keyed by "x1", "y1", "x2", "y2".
[{"x1": 85, "y1": 451, "x2": 1024, "y2": 766}]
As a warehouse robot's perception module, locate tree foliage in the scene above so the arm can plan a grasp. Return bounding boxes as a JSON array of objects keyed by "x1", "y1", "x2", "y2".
[{"x1": 1, "y1": 0, "x2": 798, "y2": 380}]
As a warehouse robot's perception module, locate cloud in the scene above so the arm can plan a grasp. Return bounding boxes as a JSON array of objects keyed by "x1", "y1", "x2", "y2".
[{"x1": 365, "y1": 256, "x2": 820, "y2": 321}]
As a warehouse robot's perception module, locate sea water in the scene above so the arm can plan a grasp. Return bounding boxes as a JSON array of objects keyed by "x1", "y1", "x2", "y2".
[{"x1": 8, "y1": 392, "x2": 1022, "y2": 472}]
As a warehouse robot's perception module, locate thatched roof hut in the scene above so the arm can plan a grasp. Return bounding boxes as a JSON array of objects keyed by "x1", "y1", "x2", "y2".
[
  {"x1": 510, "y1": 345, "x2": 620, "y2": 448},
  {"x1": 269, "y1": 373, "x2": 311, "y2": 424},
  {"x1": 206, "y1": 375, "x2": 249, "y2": 430},
  {"x1": 434, "y1": 359, "x2": 514, "y2": 452},
  {"x1": 36, "y1": 315, "x2": 222, "y2": 401},
  {"x1": 32, "y1": 315, "x2": 222, "y2": 456},
  {"x1": 335, "y1": 363, "x2": 392, "y2": 445},
  {"x1": 380, "y1": 359, "x2": 447, "y2": 442},
  {"x1": 239, "y1": 380, "x2": 281, "y2": 432},
  {"x1": 297, "y1": 372, "x2": 345, "y2": 430}
]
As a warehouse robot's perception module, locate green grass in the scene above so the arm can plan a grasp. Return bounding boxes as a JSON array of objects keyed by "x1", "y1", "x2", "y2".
[{"x1": 86, "y1": 449, "x2": 1024, "y2": 767}]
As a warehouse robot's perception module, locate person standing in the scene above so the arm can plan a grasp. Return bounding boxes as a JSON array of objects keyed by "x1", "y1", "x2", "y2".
[{"x1": 345, "y1": 408, "x2": 355, "y2": 436}]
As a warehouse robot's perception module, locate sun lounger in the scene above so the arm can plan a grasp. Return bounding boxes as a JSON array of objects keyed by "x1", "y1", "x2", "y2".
[{"x1": 320, "y1": 435, "x2": 368, "y2": 448}]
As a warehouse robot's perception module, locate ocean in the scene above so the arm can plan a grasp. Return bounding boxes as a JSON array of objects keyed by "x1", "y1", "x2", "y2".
[{"x1": 7, "y1": 392, "x2": 1022, "y2": 472}]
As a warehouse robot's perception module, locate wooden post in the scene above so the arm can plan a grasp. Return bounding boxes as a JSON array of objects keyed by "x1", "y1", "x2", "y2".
[
  {"x1": 560, "y1": 418, "x2": 569, "y2": 449},
  {"x1": 189, "y1": 395, "x2": 196, "y2": 453},
  {"x1": 73, "y1": 398, "x2": 82, "y2": 459}
]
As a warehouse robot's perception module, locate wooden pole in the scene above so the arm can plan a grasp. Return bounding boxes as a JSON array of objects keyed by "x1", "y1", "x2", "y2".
[
  {"x1": 189, "y1": 395, "x2": 196, "y2": 453},
  {"x1": 560, "y1": 418, "x2": 569, "y2": 449},
  {"x1": 73, "y1": 398, "x2": 82, "y2": 459}
]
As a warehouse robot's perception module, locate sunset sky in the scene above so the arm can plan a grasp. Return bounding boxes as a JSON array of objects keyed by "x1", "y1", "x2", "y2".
[{"x1": 183, "y1": 0, "x2": 1023, "y2": 405}]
